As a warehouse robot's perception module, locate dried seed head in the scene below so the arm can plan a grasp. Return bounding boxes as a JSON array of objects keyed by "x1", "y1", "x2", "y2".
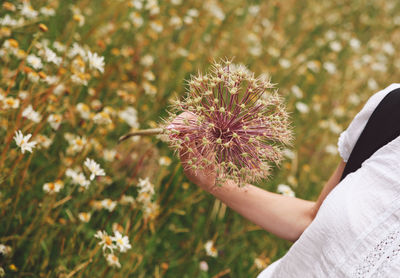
[{"x1": 163, "y1": 59, "x2": 292, "y2": 185}]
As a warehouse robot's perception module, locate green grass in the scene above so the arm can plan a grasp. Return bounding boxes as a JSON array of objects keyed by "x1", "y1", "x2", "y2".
[{"x1": 0, "y1": 0, "x2": 399, "y2": 277}]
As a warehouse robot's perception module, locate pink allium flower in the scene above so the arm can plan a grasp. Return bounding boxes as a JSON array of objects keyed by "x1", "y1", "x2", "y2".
[{"x1": 164, "y1": 59, "x2": 292, "y2": 185}]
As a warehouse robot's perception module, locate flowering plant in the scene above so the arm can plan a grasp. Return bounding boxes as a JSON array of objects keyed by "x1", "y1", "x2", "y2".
[{"x1": 123, "y1": 59, "x2": 292, "y2": 185}]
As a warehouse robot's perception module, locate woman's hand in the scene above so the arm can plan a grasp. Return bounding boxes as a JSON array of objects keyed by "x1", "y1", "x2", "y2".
[{"x1": 170, "y1": 112, "x2": 217, "y2": 191}]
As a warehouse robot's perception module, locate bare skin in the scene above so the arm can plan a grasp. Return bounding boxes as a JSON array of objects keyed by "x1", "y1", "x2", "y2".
[{"x1": 174, "y1": 112, "x2": 346, "y2": 242}]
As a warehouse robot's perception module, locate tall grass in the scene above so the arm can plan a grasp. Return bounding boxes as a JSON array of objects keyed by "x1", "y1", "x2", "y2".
[{"x1": 1, "y1": 0, "x2": 399, "y2": 277}]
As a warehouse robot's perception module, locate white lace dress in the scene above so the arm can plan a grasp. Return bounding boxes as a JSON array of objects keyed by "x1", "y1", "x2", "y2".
[{"x1": 257, "y1": 83, "x2": 400, "y2": 278}]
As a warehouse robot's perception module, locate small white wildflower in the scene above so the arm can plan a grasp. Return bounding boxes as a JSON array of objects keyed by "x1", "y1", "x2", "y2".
[
  {"x1": 43, "y1": 180, "x2": 64, "y2": 194},
  {"x1": 67, "y1": 43, "x2": 86, "y2": 59},
  {"x1": 84, "y1": 158, "x2": 105, "y2": 180},
  {"x1": 14, "y1": 130, "x2": 37, "y2": 154},
  {"x1": 383, "y1": 42, "x2": 395, "y2": 56},
  {"x1": 325, "y1": 144, "x2": 338, "y2": 155},
  {"x1": 130, "y1": 0, "x2": 143, "y2": 9},
  {"x1": 40, "y1": 7, "x2": 55, "y2": 16},
  {"x1": 329, "y1": 41, "x2": 342, "y2": 52},
  {"x1": 199, "y1": 261, "x2": 209, "y2": 272},
  {"x1": 43, "y1": 47, "x2": 62, "y2": 65},
  {"x1": 106, "y1": 254, "x2": 121, "y2": 268},
  {"x1": 93, "y1": 111, "x2": 112, "y2": 125},
  {"x1": 282, "y1": 148, "x2": 295, "y2": 160},
  {"x1": 137, "y1": 177, "x2": 155, "y2": 195},
  {"x1": 142, "y1": 202, "x2": 159, "y2": 220},
  {"x1": 78, "y1": 212, "x2": 91, "y2": 222},
  {"x1": 150, "y1": 21, "x2": 163, "y2": 33},
  {"x1": 349, "y1": 38, "x2": 361, "y2": 50},
  {"x1": 20, "y1": 2, "x2": 38, "y2": 19},
  {"x1": 120, "y1": 195, "x2": 136, "y2": 206},
  {"x1": 27, "y1": 72, "x2": 39, "y2": 83},
  {"x1": 140, "y1": 54, "x2": 154, "y2": 67},
  {"x1": 36, "y1": 134, "x2": 52, "y2": 149},
  {"x1": 323, "y1": 62, "x2": 337, "y2": 74},
  {"x1": 22, "y1": 105, "x2": 41, "y2": 123},
  {"x1": 87, "y1": 51, "x2": 105, "y2": 73},
  {"x1": 112, "y1": 231, "x2": 132, "y2": 253},
  {"x1": 295, "y1": 102, "x2": 309, "y2": 114},
  {"x1": 277, "y1": 184, "x2": 295, "y2": 197},
  {"x1": 291, "y1": 85, "x2": 303, "y2": 99},
  {"x1": 45, "y1": 75, "x2": 59, "y2": 85},
  {"x1": 94, "y1": 230, "x2": 117, "y2": 252},
  {"x1": 119, "y1": 107, "x2": 139, "y2": 128},
  {"x1": 204, "y1": 240, "x2": 218, "y2": 257},
  {"x1": 279, "y1": 58, "x2": 291, "y2": 69},
  {"x1": 26, "y1": 54, "x2": 43, "y2": 69},
  {"x1": 129, "y1": 12, "x2": 144, "y2": 27},
  {"x1": 0, "y1": 244, "x2": 12, "y2": 257},
  {"x1": 101, "y1": 198, "x2": 117, "y2": 212},
  {"x1": 66, "y1": 168, "x2": 90, "y2": 189},
  {"x1": 143, "y1": 70, "x2": 155, "y2": 81},
  {"x1": 103, "y1": 149, "x2": 117, "y2": 162},
  {"x1": 2, "y1": 97, "x2": 20, "y2": 109},
  {"x1": 53, "y1": 41, "x2": 66, "y2": 53},
  {"x1": 76, "y1": 103, "x2": 91, "y2": 119},
  {"x1": 70, "y1": 136, "x2": 87, "y2": 153},
  {"x1": 47, "y1": 114, "x2": 62, "y2": 130},
  {"x1": 159, "y1": 156, "x2": 171, "y2": 166},
  {"x1": 254, "y1": 258, "x2": 268, "y2": 269},
  {"x1": 53, "y1": 83, "x2": 66, "y2": 96}
]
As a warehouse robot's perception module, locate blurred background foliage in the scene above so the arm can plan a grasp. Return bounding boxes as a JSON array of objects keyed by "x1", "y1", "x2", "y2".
[{"x1": 1, "y1": 0, "x2": 400, "y2": 277}]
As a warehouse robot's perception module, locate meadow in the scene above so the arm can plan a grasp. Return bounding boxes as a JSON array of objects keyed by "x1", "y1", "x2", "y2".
[{"x1": 1, "y1": 0, "x2": 400, "y2": 277}]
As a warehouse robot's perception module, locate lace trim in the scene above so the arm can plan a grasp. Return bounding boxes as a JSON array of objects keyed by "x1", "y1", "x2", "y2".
[
  {"x1": 353, "y1": 229, "x2": 400, "y2": 277},
  {"x1": 337, "y1": 130, "x2": 349, "y2": 162}
]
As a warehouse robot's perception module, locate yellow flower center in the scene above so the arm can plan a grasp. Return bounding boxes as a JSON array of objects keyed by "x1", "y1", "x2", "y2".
[{"x1": 105, "y1": 236, "x2": 112, "y2": 246}]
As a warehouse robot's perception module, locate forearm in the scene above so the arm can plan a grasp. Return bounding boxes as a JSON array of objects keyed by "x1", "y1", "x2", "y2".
[{"x1": 205, "y1": 180, "x2": 315, "y2": 242}]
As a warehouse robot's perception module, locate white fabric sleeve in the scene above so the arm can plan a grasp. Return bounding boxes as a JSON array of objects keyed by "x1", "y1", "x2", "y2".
[{"x1": 337, "y1": 83, "x2": 400, "y2": 162}]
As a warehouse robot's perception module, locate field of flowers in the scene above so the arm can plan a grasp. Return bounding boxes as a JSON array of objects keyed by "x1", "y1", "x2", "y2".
[{"x1": 1, "y1": 0, "x2": 400, "y2": 277}]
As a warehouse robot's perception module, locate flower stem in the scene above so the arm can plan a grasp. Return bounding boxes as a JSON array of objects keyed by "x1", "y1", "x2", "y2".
[{"x1": 118, "y1": 128, "x2": 163, "y2": 143}]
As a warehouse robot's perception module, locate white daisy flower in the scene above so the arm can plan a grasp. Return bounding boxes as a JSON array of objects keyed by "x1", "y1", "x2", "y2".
[
  {"x1": 14, "y1": 130, "x2": 37, "y2": 154},
  {"x1": 101, "y1": 198, "x2": 117, "y2": 212},
  {"x1": 66, "y1": 168, "x2": 90, "y2": 189},
  {"x1": 78, "y1": 212, "x2": 91, "y2": 222},
  {"x1": 199, "y1": 261, "x2": 209, "y2": 272},
  {"x1": 93, "y1": 111, "x2": 112, "y2": 125},
  {"x1": 118, "y1": 107, "x2": 139, "y2": 128},
  {"x1": 106, "y1": 254, "x2": 121, "y2": 268},
  {"x1": 36, "y1": 134, "x2": 52, "y2": 149},
  {"x1": 20, "y1": 2, "x2": 38, "y2": 19},
  {"x1": 43, "y1": 180, "x2": 64, "y2": 194},
  {"x1": 87, "y1": 51, "x2": 105, "y2": 73},
  {"x1": 137, "y1": 177, "x2": 155, "y2": 195},
  {"x1": 47, "y1": 114, "x2": 62, "y2": 130},
  {"x1": 67, "y1": 43, "x2": 86, "y2": 59},
  {"x1": 2, "y1": 97, "x2": 20, "y2": 109},
  {"x1": 22, "y1": 105, "x2": 41, "y2": 123},
  {"x1": 277, "y1": 184, "x2": 295, "y2": 197},
  {"x1": 103, "y1": 149, "x2": 117, "y2": 162},
  {"x1": 26, "y1": 54, "x2": 43, "y2": 69},
  {"x1": 76, "y1": 103, "x2": 91, "y2": 119},
  {"x1": 70, "y1": 136, "x2": 87, "y2": 153},
  {"x1": 0, "y1": 244, "x2": 12, "y2": 257},
  {"x1": 142, "y1": 202, "x2": 159, "y2": 220},
  {"x1": 84, "y1": 158, "x2": 105, "y2": 180},
  {"x1": 43, "y1": 47, "x2": 62, "y2": 65},
  {"x1": 112, "y1": 231, "x2": 132, "y2": 253},
  {"x1": 94, "y1": 230, "x2": 117, "y2": 252},
  {"x1": 159, "y1": 156, "x2": 171, "y2": 166},
  {"x1": 40, "y1": 7, "x2": 55, "y2": 16},
  {"x1": 204, "y1": 240, "x2": 218, "y2": 257}
]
